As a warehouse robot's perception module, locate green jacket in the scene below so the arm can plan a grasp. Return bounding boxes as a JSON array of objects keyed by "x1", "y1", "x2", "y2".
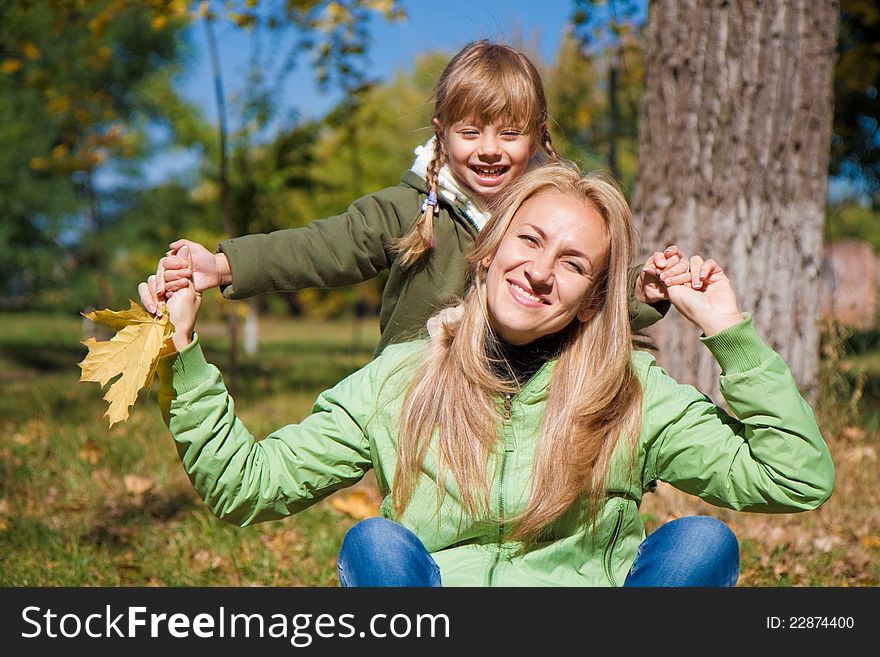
[
  {"x1": 217, "y1": 171, "x2": 665, "y2": 353},
  {"x1": 159, "y1": 316, "x2": 834, "y2": 587}
]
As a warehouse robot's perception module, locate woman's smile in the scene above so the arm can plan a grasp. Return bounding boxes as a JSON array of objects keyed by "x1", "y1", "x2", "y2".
[{"x1": 506, "y1": 279, "x2": 548, "y2": 306}]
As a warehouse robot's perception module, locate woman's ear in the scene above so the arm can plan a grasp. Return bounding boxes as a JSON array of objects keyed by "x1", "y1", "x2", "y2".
[
  {"x1": 481, "y1": 256, "x2": 493, "y2": 268},
  {"x1": 576, "y1": 304, "x2": 595, "y2": 323}
]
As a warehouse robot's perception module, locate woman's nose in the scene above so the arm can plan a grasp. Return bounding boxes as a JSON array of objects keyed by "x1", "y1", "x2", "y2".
[{"x1": 525, "y1": 259, "x2": 554, "y2": 290}]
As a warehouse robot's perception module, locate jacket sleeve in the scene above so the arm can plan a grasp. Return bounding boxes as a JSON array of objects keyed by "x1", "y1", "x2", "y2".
[
  {"x1": 217, "y1": 186, "x2": 414, "y2": 300},
  {"x1": 156, "y1": 336, "x2": 387, "y2": 526},
  {"x1": 641, "y1": 316, "x2": 834, "y2": 512},
  {"x1": 627, "y1": 264, "x2": 669, "y2": 333}
]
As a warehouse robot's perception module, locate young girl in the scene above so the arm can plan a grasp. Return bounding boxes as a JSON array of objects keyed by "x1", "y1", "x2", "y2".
[
  {"x1": 142, "y1": 40, "x2": 688, "y2": 352},
  {"x1": 150, "y1": 161, "x2": 833, "y2": 587}
]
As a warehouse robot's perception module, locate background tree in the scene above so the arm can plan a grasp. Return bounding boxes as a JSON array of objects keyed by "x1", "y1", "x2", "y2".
[
  {"x1": 0, "y1": 0, "x2": 189, "y2": 312},
  {"x1": 569, "y1": 0, "x2": 643, "y2": 188},
  {"x1": 831, "y1": 0, "x2": 880, "y2": 207},
  {"x1": 633, "y1": 0, "x2": 839, "y2": 401}
]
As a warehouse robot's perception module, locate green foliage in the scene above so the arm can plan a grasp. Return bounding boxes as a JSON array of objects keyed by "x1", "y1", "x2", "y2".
[
  {"x1": 0, "y1": 1, "x2": 193, "y2": 310},
  {"x1": 546, "y1": 29, "x2": 642, "y2": 195},
  {"x1": 554, "y1": 2, "x2": 644, "y2": 194},
  {"x1": 825, "y1": 202, "x2": 880, "y2": 251},
  {"x1": 832, "y1": 0, "x2": 880, "y2": 207},
  {"x1": 0, "y1": 70, "x2": 77, "y2": 309}
]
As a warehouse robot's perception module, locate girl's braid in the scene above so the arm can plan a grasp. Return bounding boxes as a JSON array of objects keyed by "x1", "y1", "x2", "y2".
[
  {"x1": 396, "y1": 131, "x2": 445, "y2": 268},
  {"x1": 542, "y1": 125, "x2": 560, "y2": 161}
]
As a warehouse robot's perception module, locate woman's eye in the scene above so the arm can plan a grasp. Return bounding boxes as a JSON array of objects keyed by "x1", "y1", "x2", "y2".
[
  {"x1": 564, "y1": 260, "x2": 586, "y2": 274},
  {"x1": 519, "y1": 234, "x2": 539, "y2": 245}
]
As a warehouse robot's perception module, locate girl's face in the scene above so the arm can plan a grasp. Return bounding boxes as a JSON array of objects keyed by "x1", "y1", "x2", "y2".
[
  {"x1": 440, "y1": 118, "x2": 538, "y2": 202},
  {"x1": 485, "y1": 192, "x2": 609, "y2": 346}
]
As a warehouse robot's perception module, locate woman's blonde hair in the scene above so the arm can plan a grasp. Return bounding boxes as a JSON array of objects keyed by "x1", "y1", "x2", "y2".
[
  {"x1": 396, "y1": 40, "x2": 559, "y2": 268},
  {"x1": 393, "y1": 161, "x2": 642, "y2": 542}
]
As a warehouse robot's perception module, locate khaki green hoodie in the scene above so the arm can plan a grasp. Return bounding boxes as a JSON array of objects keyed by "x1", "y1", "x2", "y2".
[
  {"x1": 217, "y1": 170, "x2": 666, "y2": 354},
  {"x1": 159, "y1": 316, "x2": 834, "y2": 587}
]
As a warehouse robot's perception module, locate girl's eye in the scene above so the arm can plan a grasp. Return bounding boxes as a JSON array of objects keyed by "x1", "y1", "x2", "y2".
[{"x1": 519, "y1": 234, "x2": 539, "y2": 246}]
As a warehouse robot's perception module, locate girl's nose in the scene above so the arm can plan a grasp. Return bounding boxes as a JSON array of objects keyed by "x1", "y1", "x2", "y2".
[{"x1": 478, "y1": 135, "x2": 501, "y2": 158}]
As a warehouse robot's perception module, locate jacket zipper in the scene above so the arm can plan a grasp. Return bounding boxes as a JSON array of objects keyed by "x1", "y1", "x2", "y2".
[
  {"x1": 487, "y1": 393, "x2": 514, "y2": 587},
  {"x1": 603, "y1": 504, "x2": 625, "y2": 587}
]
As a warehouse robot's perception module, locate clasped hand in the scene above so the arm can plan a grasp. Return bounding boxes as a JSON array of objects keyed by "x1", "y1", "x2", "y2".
[
  {"x1": 137, "y1": 246, "x2": 202, "y2": 351},
  {"x1": 643, "y1": 249, "x2": 744, "y2": 336}
]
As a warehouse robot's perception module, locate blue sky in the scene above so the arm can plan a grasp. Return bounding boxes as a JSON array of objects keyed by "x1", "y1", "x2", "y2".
[
  {"x1": 182, "y1": 0, "x2": 574, "y2": 121},
  {"x1": 146, "y1": 1, "x2": 576, "y2": 184}
]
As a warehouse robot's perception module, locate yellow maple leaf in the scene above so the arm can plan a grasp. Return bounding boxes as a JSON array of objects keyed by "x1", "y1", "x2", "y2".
[
  {"x1": 78, "y1": 300, "x2": 175, "y2": 428},
  {"x1": 329, "y1": 490, "x2": 380, "y2": 520}
]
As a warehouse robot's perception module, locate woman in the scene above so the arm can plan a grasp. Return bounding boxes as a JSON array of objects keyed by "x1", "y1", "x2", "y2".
[{"x1": 150, "y1": 161, "x2": 833, "y2": 587}]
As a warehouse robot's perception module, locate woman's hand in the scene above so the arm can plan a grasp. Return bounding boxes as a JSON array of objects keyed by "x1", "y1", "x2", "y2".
[
  {"x1": 636, "y1": 245, "x2": 690, "y2": 305},
  {"x1": 138, "y1": 246, "x2": 202, "y2": 351},
  {"x1": 665, "y1": 256, "x2": 744, "y2": 336}
]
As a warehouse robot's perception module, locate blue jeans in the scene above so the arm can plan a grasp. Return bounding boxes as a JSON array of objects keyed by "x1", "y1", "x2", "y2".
[{"x1": 336, "y1": 516, "x2": 739, "y2": 587}]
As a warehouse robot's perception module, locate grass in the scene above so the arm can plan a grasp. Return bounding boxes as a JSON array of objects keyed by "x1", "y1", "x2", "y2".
[
  {"x1": 1, "y1": 311, "x2": 878, "y2": 586},
  {"x1": 0, "y1": 311, "x2": 380, "y2": 586}
]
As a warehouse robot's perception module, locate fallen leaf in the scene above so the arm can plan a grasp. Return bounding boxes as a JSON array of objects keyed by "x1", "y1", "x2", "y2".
[
  {"x1": 78, "y1": 300, "x2": 174, "y2": 427},
  {"x1": 329, "y1": 490, "x2": 380, "y2": 520},
  {"x1": 812, "y1": 534, "x2": 843, "y2": 552},
  {"x1": 193, "y1": 549, "x2": 228, "y2": 573},
  {"x1": 124, "y1": 474, "x2": 154, "y2": 496},
  {"x1": 846, "y1": 446, "x2": 877, "y2": 464},
  {"x1": 840, "y1": 426, "x2": 866, "y2": 441},
  {"x1": 77, "y1": 442, "x2": 101, "y2": 465},
  {"x1": 859, "y1": 535, "x2": 880, "y2": 549}
]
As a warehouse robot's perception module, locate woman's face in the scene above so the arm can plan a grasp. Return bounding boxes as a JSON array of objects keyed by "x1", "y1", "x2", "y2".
[{"x1": 485, "y1": 192, "x2": 609, "y2": 345}]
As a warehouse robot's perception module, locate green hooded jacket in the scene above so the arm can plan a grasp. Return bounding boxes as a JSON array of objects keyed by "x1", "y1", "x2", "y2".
[
  {"x1": 159, "y1": 316, "x2": 834, "y2": 587},
  {"x1": 216, "y1": 170, "x2": 666, "y2": 354}
]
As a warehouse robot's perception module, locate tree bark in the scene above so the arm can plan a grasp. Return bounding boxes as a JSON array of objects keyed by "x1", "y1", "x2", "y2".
[{"x1": 632, "y1": 0, "x2": 838, "y2": 402}]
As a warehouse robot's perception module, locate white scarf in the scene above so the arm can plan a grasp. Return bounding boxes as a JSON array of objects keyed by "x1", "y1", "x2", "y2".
[{"x1": 409, "y1": 137, "x2": 491, "y2": 231}]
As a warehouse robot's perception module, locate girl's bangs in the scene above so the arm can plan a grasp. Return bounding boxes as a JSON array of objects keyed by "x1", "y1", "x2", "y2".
[{"x1": 443, "y1": 72, "x2": 542, "y2": 132}]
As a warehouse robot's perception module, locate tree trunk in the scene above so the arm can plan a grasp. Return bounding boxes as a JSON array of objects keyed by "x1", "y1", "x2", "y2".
[
  {"x1": 205, "y1": 16, "x2": 239, "y2": 396},
  {"x1": 632, "y1": 0, "x2": 838, "y2": 403}
]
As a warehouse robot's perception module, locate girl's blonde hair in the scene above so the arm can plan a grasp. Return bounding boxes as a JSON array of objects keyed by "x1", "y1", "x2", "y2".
[
  {"x1": 393, "y1": 161, "x2": 642, "y2": 542},
  {"x1": 396, "y1": 40, "x2": 559, "y2": 268}
]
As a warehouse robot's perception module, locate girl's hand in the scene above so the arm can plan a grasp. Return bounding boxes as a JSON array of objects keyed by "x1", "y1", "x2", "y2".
[
  {"x1": 160, "y1": 239, "x2": 230, "y2": 296},
  {"x1": 636, "y1": 245, "x2": 689, "y2": 304},
  {"x1": 138, "y1": 247, "x2": 202, "y2": 350},
  {"x1": 665, "y1": 256, "x2": 744, "y2": 336}
]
